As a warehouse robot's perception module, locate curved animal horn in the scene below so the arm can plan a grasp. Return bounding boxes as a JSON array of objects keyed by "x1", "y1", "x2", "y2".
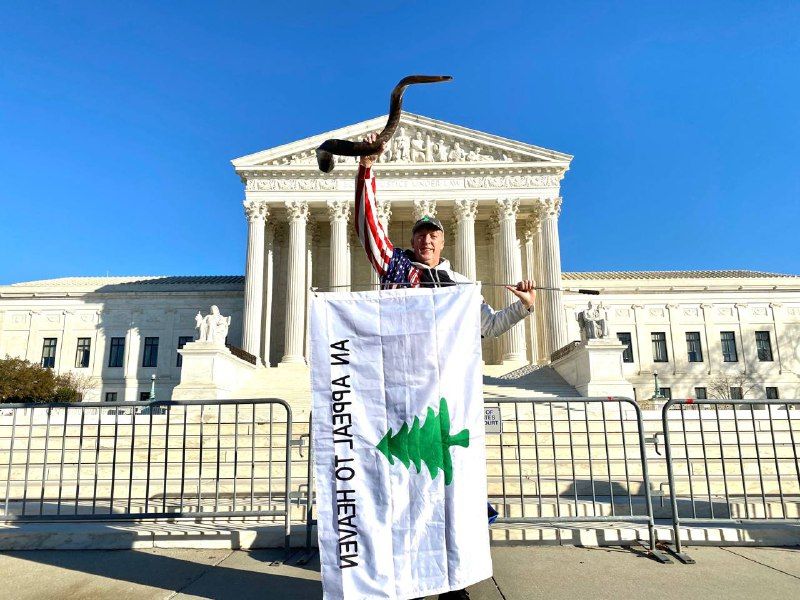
[{"x1": 316, "y1": 75, "x2": 452, "y2": 173}]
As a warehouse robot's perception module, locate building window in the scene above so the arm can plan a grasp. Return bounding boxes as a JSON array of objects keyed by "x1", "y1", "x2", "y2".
[
  {"x1": 659, "y1": 387, "x2": 672, "y2": 400},
  {"x1": 41, "y1": 338, "x2": 57, "y2": 369},
  {"x1": 616, "y1": 332, "x2": 634, "y2": 363},
  {"x1": 766, "y1": 387, "x2": 779, "y2": 400},
  {"x1": 651, "y1": 332, "x2": 668, "y2": 362},
  {"x1": 176, "y1": 336, "x2": 194, "y2": 367},
  {"x1": 75, "y1": 337, "x2": 91, "y2": 368},
  {"x1": 755, "y1": 331, "x2": 773, "y2": 362},
  {"x1": 108, "y1": 337, "x2": 125, "y2": 368},
  {"x1": 142, "y1": 337, "x2": 159, "y2": 368},
  {"x1": 140, "y1": 392, "x2": 151, "y2": 401},
  {"x1": 730, "y1": 387, "x2": 743, "y2": 400},
  {"x1": 694, "y1": 387, "x2": 707, "y2": 400},
  {"x1": 685, "y1": 332, "x2": 703, "y2": 362},
  {"x1": 720, "y1": 331, "x2": 738, "y2": 362},
  {"x1": 105, "y1": 392, "x2": 118, "y2": 402}
]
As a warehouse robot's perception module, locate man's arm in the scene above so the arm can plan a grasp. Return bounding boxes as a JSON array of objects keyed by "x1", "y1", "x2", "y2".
[
  {"x1": 480, "y1": 300, "x2": 532, "y2": 338},
  {"x1": 479, "y1": 280, "x2": 536, "y2": 338},
  {"x1": 354, "y1": 134, "x2": 394, "y2": 277}
]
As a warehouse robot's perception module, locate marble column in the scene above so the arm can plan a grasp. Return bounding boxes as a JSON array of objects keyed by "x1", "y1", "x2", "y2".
[
  {"x1": 281, "y1": 199, "x2": 308, "y2": 364},
  {"x1": 370, "y1": 200, "x2": 392, "y2": 288},
  {"x1": 453, "y1": 199, "x2": 478, "y2": 280},
  {"x1": 260, "y1": 222, "x2": 275, "y2": 365},
  {"x1": 305, "y1": 221, "x2": 319, "y2": 362},
  {"x1": 523, "y1": 219, "x2": 539, "y2": 365},
  {"x1": 413, "y1": 199, "x2": 436, "y2": 221},
  {"x1": 496, "y1": 198, "x2": 526, "y2": 362},
  {"x1": 487, "y1": 216, "x2": 501, "y2": 364},
  {"x1": 242, "y1": 199, "x2": 267, "y2": 362},
  {"x1": 539, "y1": 197, "x2": 567, "y2": 359},
  {"x1": 327, "y1": 199, "x2": 351, "y2": 292},
  {"x1": 529, "y1": 211, "x2": 547, "y2": 363}
]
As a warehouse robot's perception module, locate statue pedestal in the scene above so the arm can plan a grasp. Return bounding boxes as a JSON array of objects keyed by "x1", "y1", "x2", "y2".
[
  {"x1": 550, "y1": 339, "x2": 634, "y2": 399},
  {"x1": 172, "y1": 341, "x2": 259, "y2": 400}
]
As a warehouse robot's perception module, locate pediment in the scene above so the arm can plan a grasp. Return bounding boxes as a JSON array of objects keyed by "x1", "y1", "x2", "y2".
[{"x1": 232, "y1": 112, "x2": 572, "y2": 170}]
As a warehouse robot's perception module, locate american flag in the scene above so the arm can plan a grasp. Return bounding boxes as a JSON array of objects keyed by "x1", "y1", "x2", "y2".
[{"x1": 355, "y1": 165, "x2": 421, "y2": 288}]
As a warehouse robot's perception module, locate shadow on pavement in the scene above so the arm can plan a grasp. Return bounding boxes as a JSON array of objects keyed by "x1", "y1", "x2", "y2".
[{"x1": 2, "y1": 548, "x2": 323, "y2": 600}]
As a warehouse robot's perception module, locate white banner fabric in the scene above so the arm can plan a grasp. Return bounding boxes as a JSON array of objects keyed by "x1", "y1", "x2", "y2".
[{"x1": 310, "y1": 284, "x2": 492, "y2": 600}]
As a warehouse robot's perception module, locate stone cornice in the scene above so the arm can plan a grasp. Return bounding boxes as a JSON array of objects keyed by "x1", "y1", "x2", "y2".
[
  {"x1": 238, "y1": 163, "x2": 567, "y2": 182},
  {"x1": 243, "y1": 170, "x2": 565, "y2": 194}
]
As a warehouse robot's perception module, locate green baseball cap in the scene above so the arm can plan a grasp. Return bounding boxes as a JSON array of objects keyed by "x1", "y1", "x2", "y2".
[{"x1": 411, "y1": 215, "x2": 444, "y2": 235}]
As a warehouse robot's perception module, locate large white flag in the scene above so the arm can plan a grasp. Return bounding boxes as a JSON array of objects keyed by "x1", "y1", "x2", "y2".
[{"x1": 310, "y1": 284, "x2": 492, "y2": 600}]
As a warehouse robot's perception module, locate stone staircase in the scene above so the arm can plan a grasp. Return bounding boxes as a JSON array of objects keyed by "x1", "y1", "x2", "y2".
[
  {"x1": 482, "y1": 363, "x2": 579, "y2": 399},
  {"x1": 237, "y1": 362, "x2": 580, "y2": 411}
]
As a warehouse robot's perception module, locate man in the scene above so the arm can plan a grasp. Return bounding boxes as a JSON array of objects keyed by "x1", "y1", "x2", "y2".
[{"x1": 354, "y1": 133, "x2": 536, "y2": 600}]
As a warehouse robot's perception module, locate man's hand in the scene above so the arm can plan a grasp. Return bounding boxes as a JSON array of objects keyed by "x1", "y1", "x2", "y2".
[
  {"x1": 505, "y1": 280, "x2": 536, "y2": 310},
  {"x1": 359, "y1": 132, "x2": 386, "y2": 168}
]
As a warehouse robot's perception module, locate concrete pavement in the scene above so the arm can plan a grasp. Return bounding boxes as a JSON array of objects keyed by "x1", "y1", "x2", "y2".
[{"x1": 0, "y1": 545, "x2": 798, "y2": 599}]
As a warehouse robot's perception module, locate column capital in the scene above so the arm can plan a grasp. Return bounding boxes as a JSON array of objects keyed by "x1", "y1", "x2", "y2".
[
  {"x1": 495, "y1": 197, "x2": 520, "y2": 222},
  {"x1": 523, "y1": 217, "x2": 541, "y2": 242},
  {"x1": 308, "y1": 220, "x2": 321, "y2": 244},
  {"x1": 412, "y1": 199, "x2": 436, "y2": 221},
  {"x1": 244, "y1": 199, "x2": 268, "y2": 222},
  {"x1": 453, "y1": 198, "x2": 478, "y2": 221},
  {"x1": 285, "y1": 199, "x2": 309, "y2": 223},
  {"x1": 375, "y1": 199, "x2": 392, "y2": 224},
  {"x1": 539, "y1": 197, "x2": 563, "y2": 218},
  {"x1": 326, "y1": 198, "x2": 351, "y2": 223},
  {"x1": 487, "y1": 214, "x2": 500, "y2": 239}
]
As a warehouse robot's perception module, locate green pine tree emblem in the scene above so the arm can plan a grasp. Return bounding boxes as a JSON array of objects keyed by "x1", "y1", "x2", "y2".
[{"x1": 376, "y1": 397, "x2": 469, "y2": 485}]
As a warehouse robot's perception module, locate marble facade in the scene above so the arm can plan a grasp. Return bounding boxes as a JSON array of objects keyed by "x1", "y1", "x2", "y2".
[
  {"x1": 232, "y1": 113, "x2": 573, "y2": 367},
  {"x1": 1, "y1": 114, "x2": 799, "y2": 406}
]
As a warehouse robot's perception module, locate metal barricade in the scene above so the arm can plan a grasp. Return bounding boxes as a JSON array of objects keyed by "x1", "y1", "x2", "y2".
[
  {"x1": 486, "y1": 397, "x2": 667, "y2": 562},
  {"x1": 662, "y1": 398, "x2": 800, "y2": 562},
  {"x1": 304, "y1": 397, "x2": 669, "y2": 563},
  {"x1": 0, "y1": 398, "x2": 293, "y2": 550}
]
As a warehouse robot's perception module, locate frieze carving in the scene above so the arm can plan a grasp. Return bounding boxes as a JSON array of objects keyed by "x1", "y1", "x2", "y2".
[
  {"x1": 246, "y1": 178, "x2": 337, "y2": 192},
  {"x1": 615, "y1": 309, "x2": 631, "y2": 318},
  {"x1": 379, "y1": 178, "x2": 463, "y2": 190},
  {"x1": 752, "y1": 307, "x2": 768, "y2": 317},
  {"x1": 683, "y1": 308, "x2": 699, "y2": 317},
  {"x1": 648, "y1": 308, "x2": 665, "y2": 318},
  {"x1": 465, "y1": 175, "x2": 561, "y2": 189}
]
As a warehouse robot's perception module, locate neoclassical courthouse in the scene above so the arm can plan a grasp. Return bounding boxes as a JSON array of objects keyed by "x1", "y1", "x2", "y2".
[{"x1": 1, "y1": 114, "x2": 799, "y2": 405}]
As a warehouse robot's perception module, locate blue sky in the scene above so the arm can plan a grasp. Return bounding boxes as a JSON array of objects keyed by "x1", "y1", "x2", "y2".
[{"x1": 1, "y1": 1, "x2": 798, "y2": 284}]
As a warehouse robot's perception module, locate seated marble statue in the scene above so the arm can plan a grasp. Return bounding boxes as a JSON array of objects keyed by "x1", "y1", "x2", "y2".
[
  {"x1": 195, "y1": 305, "x2": 231, "y2": 345},
  {"x1": 577, "y1": 301, "x2": 609, "y2": 342}
]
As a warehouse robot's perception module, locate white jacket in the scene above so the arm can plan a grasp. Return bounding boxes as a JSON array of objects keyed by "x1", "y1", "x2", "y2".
[{"x1": 408, "y1": 257, "x2": 533, "y2": 339}]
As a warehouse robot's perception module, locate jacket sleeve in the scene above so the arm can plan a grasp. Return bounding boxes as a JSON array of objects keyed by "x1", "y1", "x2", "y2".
[
  {"x1": 354, "y1": 165, "x2": 394, "y2": 277},
  {"x1": 480, "y1": 299, "x2": 532, "y2": 338}
]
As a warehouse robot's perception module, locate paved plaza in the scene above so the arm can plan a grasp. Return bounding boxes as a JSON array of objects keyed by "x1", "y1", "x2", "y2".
[{"x1": 0, "y1": 545, "x2": 798, "y2": 599}]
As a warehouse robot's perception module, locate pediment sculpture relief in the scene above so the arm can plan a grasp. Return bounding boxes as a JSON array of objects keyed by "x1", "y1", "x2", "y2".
[{"x1": 265, "y1": 126, "x2": 520, "y2": 166}]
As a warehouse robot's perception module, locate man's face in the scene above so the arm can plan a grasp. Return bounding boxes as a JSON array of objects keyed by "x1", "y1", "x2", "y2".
[{"x1": 411, "y1": 227, "x2": 445, "y2": 267}]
